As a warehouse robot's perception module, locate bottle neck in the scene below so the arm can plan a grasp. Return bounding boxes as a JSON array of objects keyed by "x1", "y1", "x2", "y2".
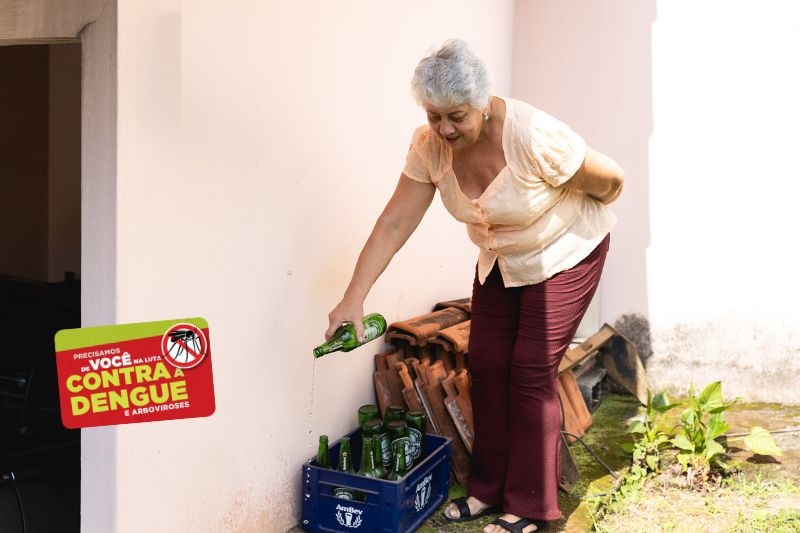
[{"x1": 338, "y1": 441, "x2": 354, "y2": 471}]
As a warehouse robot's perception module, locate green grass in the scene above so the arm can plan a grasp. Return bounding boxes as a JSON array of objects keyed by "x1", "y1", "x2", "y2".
[
  {"x1": 592, "y1": 458, "x2": 800, "y2": 532},
  {"x1": 731, "y1": 509, "x2": 800, "y2": 533}
]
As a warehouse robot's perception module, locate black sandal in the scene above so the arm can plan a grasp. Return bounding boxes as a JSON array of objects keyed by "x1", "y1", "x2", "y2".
[
  {"x1": 489, "y1": 516, "x2": 547, "y2": 532},
  {"x1": 442, "y1": 496, "x2": 502, "y2": 522}
]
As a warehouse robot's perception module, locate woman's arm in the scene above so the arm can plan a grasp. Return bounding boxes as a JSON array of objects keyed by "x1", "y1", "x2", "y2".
[
  {"x1": 559, "y1": 146, "x2": 624, "y2": 204},
  {"x1": 325, "y1": 174, "x2": 436, "y2": 340}
]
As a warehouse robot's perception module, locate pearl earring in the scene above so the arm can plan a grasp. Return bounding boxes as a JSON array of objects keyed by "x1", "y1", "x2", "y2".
[{"x1": 483, "y1": 112, "x2": 490, "y2": 121}]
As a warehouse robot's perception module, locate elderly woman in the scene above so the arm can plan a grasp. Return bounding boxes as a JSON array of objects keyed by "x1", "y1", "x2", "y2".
[{"x1": 325, "y1": 39, "x2": 623, "y2": 533}]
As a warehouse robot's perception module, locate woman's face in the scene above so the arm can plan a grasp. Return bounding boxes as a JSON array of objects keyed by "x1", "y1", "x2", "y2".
[{"x1": 424, "y1": 102, "x2": 486, "y2": 151}]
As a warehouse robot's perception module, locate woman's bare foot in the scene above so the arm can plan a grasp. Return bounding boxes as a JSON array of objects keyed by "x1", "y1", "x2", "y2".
[
  {"x1": 483, "y1": 513, "x2": 541, "y2": 533},
  {"x1": 443, "y1": 496, "x2": 496, "y2": 521}
]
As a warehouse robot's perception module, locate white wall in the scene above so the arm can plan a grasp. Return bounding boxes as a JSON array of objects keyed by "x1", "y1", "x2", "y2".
[
  {"x1": 513, "y1": 0, "x2": 800, "y2": 404},
  {"x1": 646, "y1": 1, "x2": 800, "y2": 403},
  {"x1": 110, "y1": 1, "x2": 513, "y2": 531},
  {"x1": 78, "y1": 2, "x2": 119, "y2": 532},
  {"x1": 10, "y1": 0, "x2": 799, "y2": 530}
]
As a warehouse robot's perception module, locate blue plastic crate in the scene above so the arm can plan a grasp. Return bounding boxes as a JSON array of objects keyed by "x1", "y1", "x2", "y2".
[{"x1": 301, "y1": 430, "x2": 452, "y2": 533}]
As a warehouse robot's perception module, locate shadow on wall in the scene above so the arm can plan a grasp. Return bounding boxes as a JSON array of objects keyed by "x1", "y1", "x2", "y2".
[{"x1": 614, "y1": 314, "x2": 654, "y2": 368}]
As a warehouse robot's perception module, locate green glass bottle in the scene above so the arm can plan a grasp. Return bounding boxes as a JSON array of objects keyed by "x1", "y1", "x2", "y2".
[
  {"x1": 357, "y1": 404, "x2": 379, "y2": 428},
  {"x1": 313, "y1": 313, "x2": 387, "y2": 358},
  {"x1": 362, "y1": 417, "x2": 391, "y2": 470},
  {"x1": 333, "y1": 436, "x2": 360, "y2": 500},
  {"x1": 357, "y1": 436, "x2": 382, "y2": 478},
  {"x1": 371, "y1": 433, "x2": 388, "y2": 479},
  {"x1": 316, "y1": 434, "x2": 331, "y2": 469},
  {"x1": 383, "y1": 405, "x2": 407, "y2": 425},
  {"x1": 387, "y1": 440, "x2": 408, "y2": 481},
  {"x1": 387, "y1": 420, "x2": 413, "y2": 469},
  {"x1": 405, "y1": 410, "x2": 426, "y2": 463},
  {"x1": 336, "y1": 436, "x2": 356, "y2": 474}
]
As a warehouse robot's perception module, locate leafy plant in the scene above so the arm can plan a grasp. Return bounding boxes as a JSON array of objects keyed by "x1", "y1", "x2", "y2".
[
  {"x1": 732, "y1": 426, "x2": 784, "y2": 457},
  {"x1": 670, "y1": 381, "x2": 783, "y2": 486},
  {"x1": 622, "y1": 389, "x2": 680, "y2": 485},
  {"x1": 670, "y1": 381, "x2": 735, "y2": 482},
  {"x1": 620, "y1": 382, "x2": 783, "y2": 490}
]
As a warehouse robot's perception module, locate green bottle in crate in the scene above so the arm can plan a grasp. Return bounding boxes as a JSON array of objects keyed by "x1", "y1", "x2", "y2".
[
  {"x1": 361, "y1": 417, "x2": 382, "y2": 439},
  {"x1": 383, "y1": 404, "x2": 407, "y2": 467},
  {"x1": 312, "y1": 313, "x2": 387, "y2": 358},
  {"x1": 333, "y1": 436, "x2": 363, "y2": 501},
  {"x1": 316, "y1": 435, "x2": 331, "y2": 469},
  {"x1": 362, "y1": 417, "x2": 391, "y2": 470},
  {"x1": 357, "y1": 436, "x2": 383, "y2": 479},
  {"x1": 386, "y1": 440, "x2": 408, "y2": 481},
  {"x1": 387, "y1": 420, "x2": 413, "y2": 469},
  {"x1": 383, "y1": 404, "x2": 406, "y2": 425},
  {"x1": 405, "y1": 410, "x2": 426, "y2": 463},
  {"x1": 371, "y1": 433, "x2": 388, "y2": 479},
  {"x1": 357, "y1": 404, "x2": 379, "y2": 427},
  {"x1": 335, "y1": 436, "x2": 355, "y2": 474},
  {"x1": 301, "y1": 431, "x2": 453, "y2": 532}
]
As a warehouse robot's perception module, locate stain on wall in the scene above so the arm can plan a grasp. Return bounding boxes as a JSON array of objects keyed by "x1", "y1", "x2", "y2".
[{"x1": 643, "y1": 319, "x2": 800, "y2": 405}]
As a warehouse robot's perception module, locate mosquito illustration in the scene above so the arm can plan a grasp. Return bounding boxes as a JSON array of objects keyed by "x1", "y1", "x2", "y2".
[{"x1": 167, "y1": 328, "x2": 202, "y2": 364}]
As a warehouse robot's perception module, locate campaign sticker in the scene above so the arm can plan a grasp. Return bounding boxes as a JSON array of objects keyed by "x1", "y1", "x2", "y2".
[{"x1": 54, "y1": 317, "x2": 216, "y2": 429}]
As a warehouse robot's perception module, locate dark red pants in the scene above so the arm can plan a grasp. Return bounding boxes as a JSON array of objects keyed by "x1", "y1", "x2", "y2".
[{"x1": 467, "y1": 234, "x2": 610, "y2": 521}]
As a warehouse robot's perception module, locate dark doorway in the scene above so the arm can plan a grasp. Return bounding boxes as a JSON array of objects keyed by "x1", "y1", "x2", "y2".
[{"x1": 0, "y1": 43, "x2": 81, "y2": 533}]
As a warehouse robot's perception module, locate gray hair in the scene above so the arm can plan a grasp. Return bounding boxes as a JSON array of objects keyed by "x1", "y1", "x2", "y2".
[{"x1": 411, "y1": 39, "x2": 492, "y2": 110}]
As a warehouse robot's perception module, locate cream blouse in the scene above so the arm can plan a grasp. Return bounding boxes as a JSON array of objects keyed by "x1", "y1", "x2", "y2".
[{"x1": 403, "y1": 97, "x2": 616, "y2": 287}]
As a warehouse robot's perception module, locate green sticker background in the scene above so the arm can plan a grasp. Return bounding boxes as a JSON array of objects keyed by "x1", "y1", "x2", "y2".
[{"x1": 55, "y1": 317, "x2": 209, "y2": 350}]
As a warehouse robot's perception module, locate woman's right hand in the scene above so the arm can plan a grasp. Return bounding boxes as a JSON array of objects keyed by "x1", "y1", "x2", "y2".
[{"x1": 325, "y1": 299, "x2": 365, "y2": 341}]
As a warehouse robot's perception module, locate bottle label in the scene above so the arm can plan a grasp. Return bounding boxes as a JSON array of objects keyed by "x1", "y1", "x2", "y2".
[
  {"x1": 391, "y1": 436, "x2": 413, "y2": 469},
  {"x1": 362, "y1": 315, "x2": 386, "y2": 341},
  {"x1": 333, "y1": 487, "x2": 365, "y2": 503},
  {"x1": 364, "y1": 322, "x2": 381, "y2": 342},
  {"x1": 333, "y1": 487, "x2": 356, "y2": 500},
  {"x1": 379, "y1": 432, "x2": 391, "y2": 467},
  {"x1": 407, "y1": 427, "x2": 423, "y2": 460}
]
